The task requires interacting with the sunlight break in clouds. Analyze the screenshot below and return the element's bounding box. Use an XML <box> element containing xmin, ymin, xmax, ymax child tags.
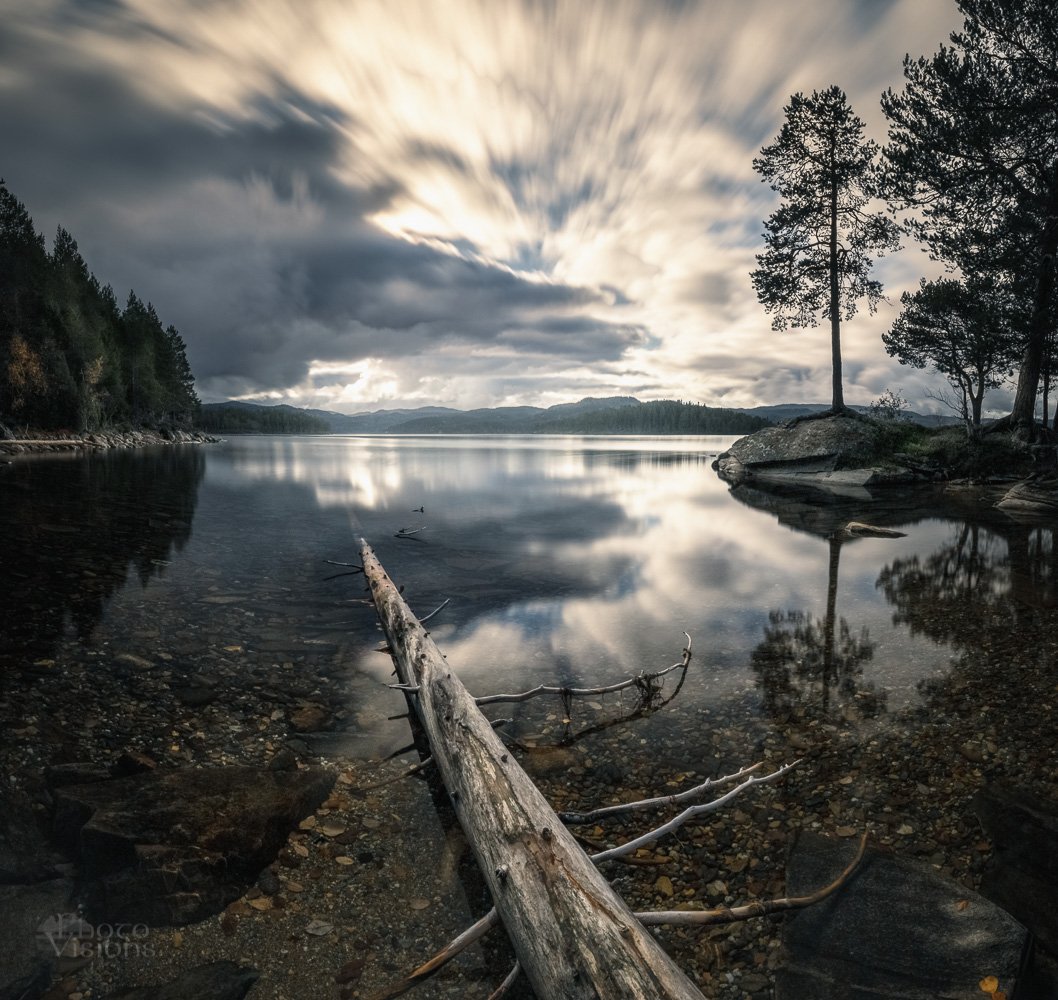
<box><xmin>0</xmin><ymin>0</ymin><xmax>962</xmax><ymax>411</ymax></box>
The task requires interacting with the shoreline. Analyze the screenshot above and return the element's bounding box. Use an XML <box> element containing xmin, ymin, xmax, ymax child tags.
<box><xmin>0</xmin><ymin>428</ymin><xmax>219</xmax><ymax>458</ymax></box>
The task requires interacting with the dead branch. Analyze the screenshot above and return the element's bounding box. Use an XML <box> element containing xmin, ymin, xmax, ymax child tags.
<box><xmin>635</xmin><ymin>832</ymin><xmax>868</xmax><ymax>926</ymax></box>
<box><xmin>352</xmin><ymin>756</ymin><xmax>435</xmax><ymax>794</ymax></box>
<box><xmin>361</xmin><ymin>540</ymin><xmax>703</xmax><ymax>999</ymax></box>
<box><xmin>473</xmin><ymin>632</ymin><xmax>691</xmax><ymax>706</ymax></box>
<box><xmin>417</xmin><ymin>598</ymin><xmax>450</xmax><ymax>623</ymax></box>
<box><xmin>324</xmin><ymin>559</ymin><xmax>364</xmax><ymax>571</ymax></box>
<box><xmin>486</xmin><ymin>962</ymin><xmax>522</xmax><ymax>1000</ymax></box>
<box><xmin>559</xmin><ymin>762</ymin><xmax>763</xmax><ymax>825</ymax></box>
<box><xmin>364</xmin><ymin>908</ymin><xmax>501</xmax><ymax>1000</ymax></box>
<box><xmin>590</xmin><ymin>761</ymin><xmax>800</xmax><ymax>864</ymax></box>
<box><xmin>395</xmin><ymin>525</ymin><xmax>427</xmax><ymax>538</ymax></box>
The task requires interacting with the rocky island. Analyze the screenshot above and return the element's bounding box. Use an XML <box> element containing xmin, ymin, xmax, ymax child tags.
<box><xmin>712</xmin><ymin>412</ymin><xmax>1058</xmax><ymax>516</ymax></box>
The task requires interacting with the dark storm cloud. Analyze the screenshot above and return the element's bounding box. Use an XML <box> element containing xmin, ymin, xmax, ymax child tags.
<box><xmin>0</xmin><ymin>6</ymin><xmax>641</xmax><ymax>400</ymax></box>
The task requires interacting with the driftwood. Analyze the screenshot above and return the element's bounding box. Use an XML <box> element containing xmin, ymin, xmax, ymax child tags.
<box><xmin>360</xmin><ymin>539</ymin><xmax>707</xmax><ymax>999</ymax></box>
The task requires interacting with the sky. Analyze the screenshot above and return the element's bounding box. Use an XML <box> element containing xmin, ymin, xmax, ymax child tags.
<box><xmin>0</xmin><ymin>0</ymin><xmax>970</xmax><ymax>414</ymax></box>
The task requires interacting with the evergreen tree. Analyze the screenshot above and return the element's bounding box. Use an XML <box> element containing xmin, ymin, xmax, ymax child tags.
<box><xmin>0</xmin><ymin>180</ymin><xmax>200</xmax><ymax>431</ymax></box>
<box><xmin>883</xmin><ymin>277</ymin><xmax>1021</xmax><ymax>434</ymax></box>
<box><xmin>882</xmin><ymin>0</ymin><xmax>1058</xmax><ymax>436</ymax></box>
<box><xmin>751</xmin><ymin>87</ymin><xmax>900</xmax><ymax>412</ymax></box>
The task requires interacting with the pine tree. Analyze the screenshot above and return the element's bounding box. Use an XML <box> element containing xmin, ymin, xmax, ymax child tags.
<box><xmin>882</xmin><ymin>0</ymin><xmax>1058</xmax><ymax>436</ymax></box>
<box><xmin>751</xmin><ymin>87</ymin><xmax>900</xmax><ymax>412</ymax></box>
<box><xmin>883</xmin><ymin>277</ymin><xmax>1021</xmax><ymax>434</ymax></box>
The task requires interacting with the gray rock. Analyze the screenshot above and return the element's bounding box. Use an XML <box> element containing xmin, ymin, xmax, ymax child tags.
<box><xmin>53</xmin><ymin>765</ymin><xmax>334</xmax><ymax>926</ymax></box>
<box><xmin>996</xmin><ymin>478</ymin><xmax>1058</xmax><ymax>515</ymax></box>
<box><xmin>714</xmin><ymin>415</ymin><xmax>886</xmax><ymax>486</ymax></box>
<box><xmin>0</xmin><ymin>878</ymin><xmax>74</xmax><ymax>1000</ymax></box>
<box><xmin>99</xmin><ymin>960</ymin><xmax>259</xmax><ymax>1000</ymax></box>
<box><xmin>973</xmin><ymin>784</ymin><xmax>1058</xmax><ymax>954</ymax></box>
<box><xmin>777</xmin><ymin>832</ymin><xmax>1030</xmax><ymax>999</ymax></box>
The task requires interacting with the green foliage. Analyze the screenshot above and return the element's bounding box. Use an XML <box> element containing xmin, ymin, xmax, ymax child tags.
<box><xmin>867</xmin><ymin>389</ymin><xmax>910</xmax><ymax>423</ymax></box>
<box><xmin>197</xmin><ymin>403</ymin><xmax>330</xmax><ymax>434</ymax></box>
<box><xmin>0</xmin><ymin>180</ymin><xmax>199</xmax><ymax>430</ymax></box>
<box><xmin>534</xmin><ymin>400</ymin><xmax>772</xmax><ymax>435</ymax></box>
<box><xmin>881</xmin><ymin>0</ymin><xmax>1058</xmax><ymax>429</ymax></box>
<box><xmin>883</xmin><ymin>277</ymin><xmax>1020</xmax><ymax>431</ymax></box>
<box><xmin>751</xmin><ymin>86</ymin><xmax>900</xmax><ymax>410</ymax></box>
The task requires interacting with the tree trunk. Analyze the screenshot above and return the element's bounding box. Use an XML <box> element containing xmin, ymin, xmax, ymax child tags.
<box><xmin>971</xmin><ymin>387</ymin><xmax>983</xmax><ymax>434</ymax></box>
<box><xmin>829</xmin><ymin>144</ymin><xmax>844</xmax><ymax>412</ymax></box>
<box><xmin>1009</xmin><ymin>166</ymin><xmax>1058</xmax><ymax>433</ymax></box>
<box><xmin>360</xmin><ymin>540</ymin><xmax>706</xmax><ymax>1000</ymax></box>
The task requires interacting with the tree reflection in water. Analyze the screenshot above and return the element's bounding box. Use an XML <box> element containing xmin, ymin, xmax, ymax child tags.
<box><xmin>1</xmin><ymin>447</ymin><xmax>204</xmax><ymax>672</ymax></box>
<box><xmin>877</xmin><ymin>519</ymin><xmax>1058</xmax><ymax>708</ymax></box>
<box><xmin>752</xmin><ymin>537</ymin><xmax>885</xmax><ymax>723</ymax></box>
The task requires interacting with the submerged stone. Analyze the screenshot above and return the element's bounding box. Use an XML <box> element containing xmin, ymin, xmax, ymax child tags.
<box><xmin>973</xmin><ymin>784</ymin><xmax>1058</xmax><ymax>954</ymax></box>
<box><xmin>776</xmin><ymin>831</ymin><xmax>1030</xmax><ymax>999</ymax></box>
<box><xmin>53</xmin><ymin>765</ymin><xmax>334</xmax><ymax>926</ymax></box>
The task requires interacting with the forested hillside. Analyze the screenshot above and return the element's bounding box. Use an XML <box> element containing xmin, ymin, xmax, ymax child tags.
<box><xmin>536</xmin><ymin>400</ymin><xmax>772</xmax><ymax>434</ymax></box>
<box><xmin>0</xmin><ymin>180</ymin><xmax>198</xmax><ymax>431</ymax></box>
<box><xmin>198</xmin><ymin>402</ymin><xmax>329</xmax><ymax>434</ymax></box>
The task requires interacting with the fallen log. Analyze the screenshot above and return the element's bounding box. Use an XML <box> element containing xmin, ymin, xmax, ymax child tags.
<box><xmin>360</xmin><ymin>539</ymin><xmax>706</xmax><ymax>1000</ymax></box>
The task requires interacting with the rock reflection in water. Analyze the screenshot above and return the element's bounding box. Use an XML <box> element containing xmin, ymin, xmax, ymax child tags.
<box><xmin>0</xmin><ymin>447</ymin><xmax>204</xmax><ymax>670</ymax></box>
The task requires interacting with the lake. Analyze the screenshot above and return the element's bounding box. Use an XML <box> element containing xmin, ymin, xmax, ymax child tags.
<box><xmin>3</xmin><ymin>434</ymin><xmax>1055</xmax><ymax>998</ymax></box>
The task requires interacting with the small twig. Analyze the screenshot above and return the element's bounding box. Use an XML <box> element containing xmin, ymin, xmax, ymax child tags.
<box><xmin>353</xmin><ymin>756</ymin><xmax>435</xmax><ymax>793</ymax></box>
<box><xmin>417</xmin><ymin>598</ymin><xmax>450</xmax><ymax>624</ymax></box>
<box><xmin>635</xmin><ymin>832</ymin><xmax>868</xmax><ymax>926</ymax></box>
<box><xmin>322</xmin><ymin>570</ymin><xmax>368</xmax><ymax>582</ymax></box>
<box><xmin>324</xmin><ymin>560</ymin><xmax>365</xmax><ymax>571</ymax></box>
<box><xmin>475</xmin><ymin>634</ymin><xmax>692</xmax><ymax>707</ymax></box>
<box><xmin>590</xmin><ymin>761</ymin><xmax>800</xmax><ymax>864</ymax></box>
<box><xmin>559</xmin><ymin>762</ymin><xmax>763</xmax><ymax>825</ymax></box>
<box><xmin>364</xmin><ymin>908</ymin><xmax>501</xmax><ymax>1000</ymax></box>
<box><xmin>486</xmin><ymin>962</ymin><xmax>522</xmax><ymax>1000</ymax></box>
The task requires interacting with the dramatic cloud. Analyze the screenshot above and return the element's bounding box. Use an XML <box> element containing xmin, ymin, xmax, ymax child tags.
<box><xmin>0</xmin><ymin>0</ymin><xmax>964</xmax><ymax>411</ymax></box>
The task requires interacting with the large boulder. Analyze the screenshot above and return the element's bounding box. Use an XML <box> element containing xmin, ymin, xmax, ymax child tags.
<box><xmin>776</xmin><ymin>832</ymin><xmax>1031</xmax><ymax>999</ymax></box>
<box><xmin>996</xmin><ymin>478</ymin><xmax>1058</xmax><ymax>516</ymax></box>
<box><xmin>973</xmin><ymin>784</ymin><xmax>1058</xmax><ymax>954</ymax></box>
<box><xmin>714</xmin><ymin>415</ymin><xmax>887</xmax><ymax>486</ymax></box>
<box><xmin>53</xmin><ymin>765</ymin><xmax>334</xmax><ymax>926</ymax></box>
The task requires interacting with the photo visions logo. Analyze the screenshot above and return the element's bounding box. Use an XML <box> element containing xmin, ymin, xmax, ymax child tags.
<box><xmin>36</xmin><ymin>912</ymin><xmax>153</xmax><ymax>962</ymax></box>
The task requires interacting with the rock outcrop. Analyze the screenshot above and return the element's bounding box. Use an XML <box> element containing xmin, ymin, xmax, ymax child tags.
<box><xmin>0</xmin><ymin>428</ymin><xmax>218</xmax><ymax>458</ymax></box>
<box><xmin>52</xmin><ymin>765</ymin><xmax>334</xmax><ymax>926</ymax></box>
<box><xmin>713</xmin><ymin>415</ymin><xmax>906</xmax><ymax>489</ymax></box>
<box><xmin>996</xmin><ymin>477</ymin><xmax>1058</xmax><ymax>516</ymax></box>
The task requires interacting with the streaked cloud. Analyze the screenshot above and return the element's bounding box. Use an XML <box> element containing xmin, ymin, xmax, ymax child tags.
<box><xmin>0</xmin><ymin>0</ymin><xmax>964</xmax><ymax>411</ymax></box>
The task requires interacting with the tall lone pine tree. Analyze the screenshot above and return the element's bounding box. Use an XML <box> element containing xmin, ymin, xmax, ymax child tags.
<box><xmin>882</xmin><ymin>0</ymin><xmax>1058</xmax><ymax>436</ymax></box>
<box><xmin>751</xmin><ymin>86</ymin><xmax>900</xmax><ymax>412</ymax></box>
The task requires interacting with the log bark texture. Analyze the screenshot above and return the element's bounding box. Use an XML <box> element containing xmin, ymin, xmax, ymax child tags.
<box><xmin>360</xmin><ymin>540</ymin><xmax>705</xmax><ymax>1000</ymax></box>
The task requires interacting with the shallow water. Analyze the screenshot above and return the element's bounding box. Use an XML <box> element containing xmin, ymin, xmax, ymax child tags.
<box><xmin>0</xmin><ymin>434</ymin><xmax>1025</xmax><ymax>745</ymax></box>
<box><xmin>3</xmin><ymin>434</ymin><xmax>1056</xmax><ymax>997</ymax></box>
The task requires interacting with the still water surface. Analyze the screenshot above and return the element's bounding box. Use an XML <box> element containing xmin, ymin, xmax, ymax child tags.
<box><xmin>4</xmin><ymin>434</ymin><xmax>1056</xmax><ymax>996</ymax></box>
<box><xmin>4</xmin><ymin>434</ymin><xmax>1018</xmax><ymax>741</ymax></box>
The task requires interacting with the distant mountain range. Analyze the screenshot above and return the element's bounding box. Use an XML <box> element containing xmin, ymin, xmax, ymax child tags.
<box><xmin>198</xmin><ymin>396</ymin><xmax>960</xmax><ymax>435</ymax></box>
<box><xmin>199</xmin><ymin>396</ymin><xmax>770</xmax><ymax>435</ymax></box>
